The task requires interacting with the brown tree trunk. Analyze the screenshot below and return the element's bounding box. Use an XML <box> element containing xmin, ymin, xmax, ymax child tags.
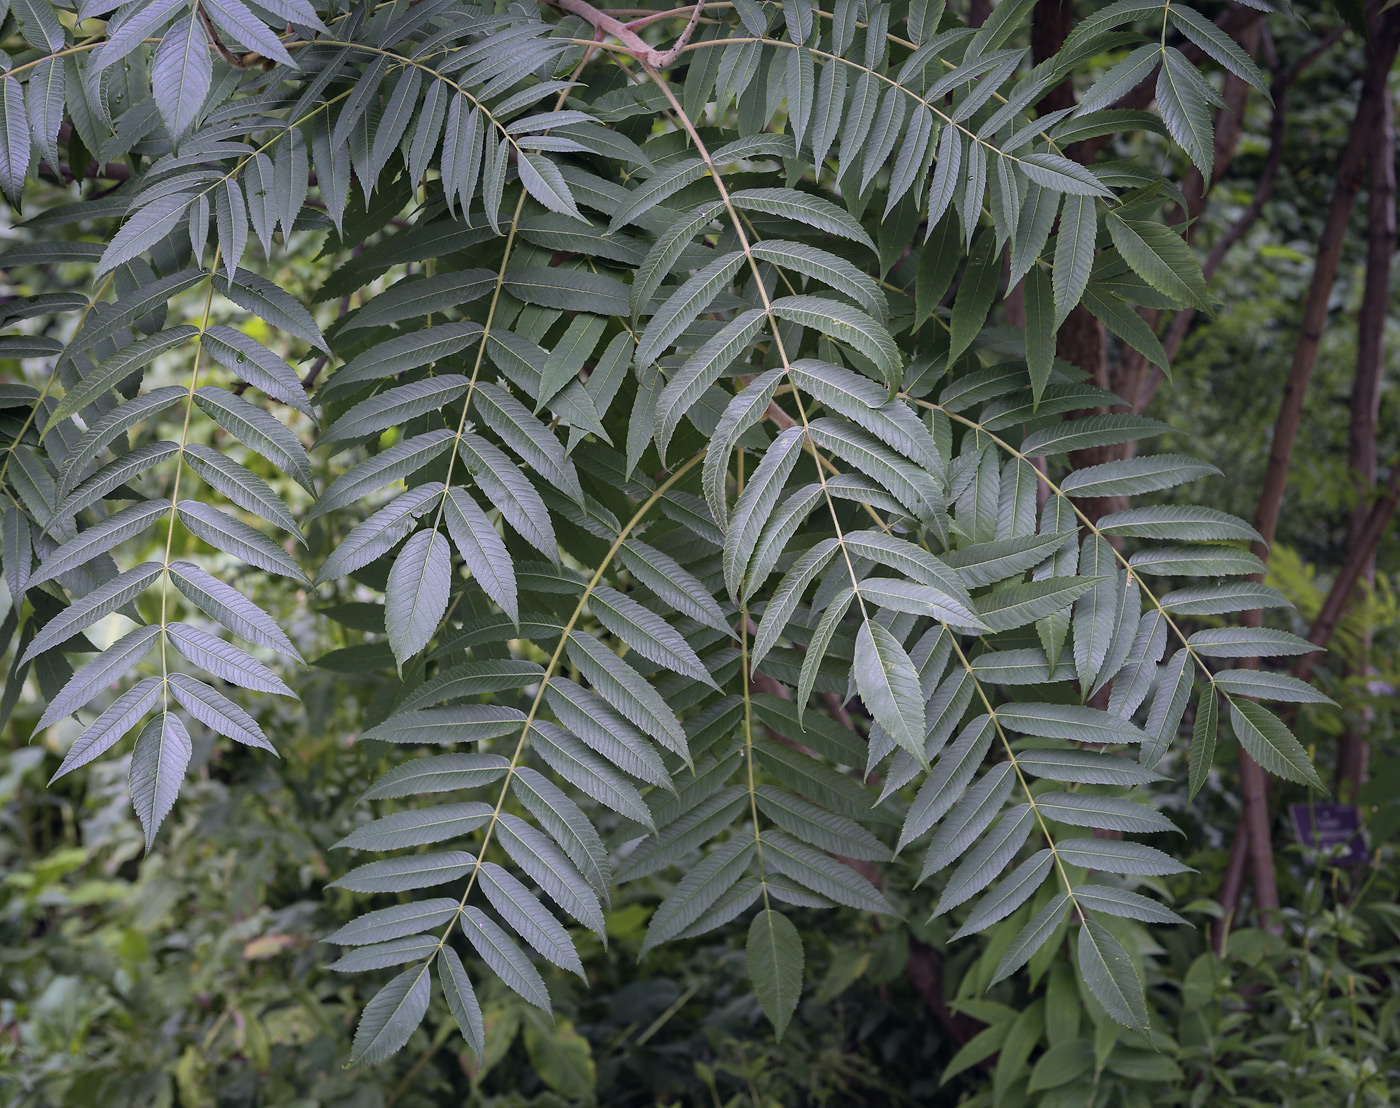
<box><xmin>1335</xmin><ymin>72</ymin><xmax>1394</xmax><ymax>801</ymax></box>
<box><xmin>1246</xmin><ymin>11</ymin><xmax>1400</xmax><ymax>561</ymax></box>
<box><xmin>1220</xmin><ymin>2</ymin><xmax>1400</xmax><ymax>937</ymax></box>
<box><xmin>1212</xmin><ymin>467</ymin><xmax>1398</xmax><ymax>951</ymax></box>
<box><xmin>1032</xmin><ymin>0</ymin><xmax>1076</xmax><ymax>111</ymax></box>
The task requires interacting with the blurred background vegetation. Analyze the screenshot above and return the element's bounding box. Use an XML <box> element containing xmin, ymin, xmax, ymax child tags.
<box><xmin>3</xmin><ymin>0</ymin><xmax>1399</xmax><ymax>1104</ymax></box>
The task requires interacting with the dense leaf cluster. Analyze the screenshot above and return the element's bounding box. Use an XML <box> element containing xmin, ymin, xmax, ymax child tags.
<box><xmin>0</xmin><ymin>0</ymin><xmax>1324</xmax><ymax>1063</ymax></box>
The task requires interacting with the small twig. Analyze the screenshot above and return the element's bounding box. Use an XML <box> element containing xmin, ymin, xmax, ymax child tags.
<box><xmin>544</xmin><ymin>0</ymin><xmax>702</xmax><ymax>67</ymax></box>
<box><xmin>651</xmin><ymin>0</ymin><xmax>706</xmax><ymax>67</ymax></box>
<box><xmin>198</xmin><ymin>3</ymin><xmax>250</xmax><ymax>68</ymax></box>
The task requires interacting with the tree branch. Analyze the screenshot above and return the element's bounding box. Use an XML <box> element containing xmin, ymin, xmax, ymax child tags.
<box><xmin>543</xmin><ymin>0</ymin><xmax>700</xmax><ymax>66</ymax></box>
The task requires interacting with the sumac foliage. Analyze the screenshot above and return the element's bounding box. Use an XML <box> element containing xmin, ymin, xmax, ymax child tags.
<box><xmin>0</xmin><ymin>0</ymin><xmax>1326</xmax><ymax>1064</ymax></box>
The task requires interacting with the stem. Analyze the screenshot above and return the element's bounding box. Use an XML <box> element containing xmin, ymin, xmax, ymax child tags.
<box><xmin>433</xmin><ymin>451</ymin><xmax>707</xmax><ymax>950</ymax></box>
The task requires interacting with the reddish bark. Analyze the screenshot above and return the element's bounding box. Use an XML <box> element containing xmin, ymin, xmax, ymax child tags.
<box><xmin>1335</xmin><ymin>66</ymin><xmax>1395</xmax><ymax>800</ymax></box>
<box><xmin>1216</xmin><ymin>3</ymin><xmax>1400</xmax><ymax>936</ymax></box>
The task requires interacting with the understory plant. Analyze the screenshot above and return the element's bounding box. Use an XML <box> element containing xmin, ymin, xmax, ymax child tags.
<box><xmin>0</xmin><ymin>0</ymin><xmax>1335</xmax><ymax>1070</ymax></box>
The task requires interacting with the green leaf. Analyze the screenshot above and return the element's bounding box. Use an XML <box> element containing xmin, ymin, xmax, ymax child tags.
<box><xmin>497</xmin><ymin>814</ymin><xmax>606</xmax><ymax>935</ymax></box>
<box><xmin>619</xmin><ymin>540</ymin><xmax>730</xmax><ymax>635</ymax></box>
<box><xmin>167</xmin><ymin>673</ymin><xmax>276</xmax><ymax>753</ymax></box>
<box><xmin>750</xmin><ymin>540</ymin><xmax>835</xmax><ymax>667</ymax></box>
<box><xmin>460</xmin><ymin>906</ymin><xmax>552</xmax><ymax>1013</ymax></box>
<box><xmin>1060</xmin><ymin>455</ymin><xmax>1220</xmax><ymax>498</ymax></box>
<box><xmin>934</xmin><ymin>804</ymin><xmax>1036</xmax><ymax>914</ymax></box>
<box><xmin>770</xmin><ymin>295</ymin><xmax>902</xmax><ymax>388</ymax></box>
<box><xmin>631</xmin><ymin>202</ymin><xmax>724</xmax><ymax>320</ymax></box>
<box><xmin>1187</xmin><ymin>627</ymin><xmax>1319</xmax><ymax>658</ymax></box>
<box><xmin>761</xmin><ymin>830</ymin><xmax>893</xmax><ymax>913</ymax></box>
<box><xmin>546</xmin><ymin>679</ymin><xmax>669</xmax><ymax>788</ymax></box>
<box><xmin>503</xmin><ymin>267</ymin><xmax>629</xmax><ymax>316</ymax></box>
<box><xmin>1053</xmin><ymin>193</ymin><xmax>1096</xmax><ymax>326</ymax></box>
<box><xmin>899</xmin><ymin>714</ymin><xmax>996</xmax><ymax>848</ymax></box>
<box><xmin>537</xmin><ymin>315</ymin><xmax>607</xmax><ymax>412</ymax></box>
<box><xmin>952</xmin><ymin>850</ymin><xmax>1055</xmax><ymax>939</ymax></box>
<box><xmin>1022</xmin><ymin>414</ymin><xmax>1171</xmax><ymax>458</ymax></box>
<box><xmin>1083</xmin><ymin>287</ymin><xmax>1172</xmax><ymax>372</ymax></box>
<box><xmin>166</xmin><ymin>622</ymin><xmax>295</xmax><ymax>698</ymax></box>
<box><xmin>129</xmin><ymin>712</ymin><xmax>193</xmax><ymax>852</ymax></box>
<box><xmin>383</xmin><ymin>531</ymin><xmax>451</xmax><ymax>671</ymax></box>
<box><xmin>152</xmin><ymin>14</ymin><xmax>211</xmax><ymax>138</ymax></box>
<box><xmin>992</xmin><ymin>893</ymin><xmax>1071</xmax><ymax>983</ymax></box>
<box><xmin>49</xmin><ymin>678</ymin><xmax>163</xmax><ymax>783</ymax></box>
<box><xmin>22</xmin><ymin>562</ymin><xmax>163</xmax><ymax>662</ymax></box>
<box><xmin>329</xmin><ymin>900</ymin><xmax>462</xmax><ymax>946</ymax></box>
<box><xmin>35</xmin><ymin>627</ymin><xmax>160</xmax><ymax>731</ymax></box>
<box><xmin>638</xmin><ymin>251</ymin><xmax>746</xmax><ymax>368</ymax></box>
<box><xmin>997</xmin><ymin>703</ymin><xmax>1146</xmax><ymax>746</ymax></box>
<box><xmin>320</xmin><ymin>378</ymin><xmax>471</xmax><ymax>450</ymax></box>
<box><xmin>566</xmin><ymin>631</ymin><xmax>687</xmax><ymax>758</ymax></box>
<box><xmin>178</xmin><ymin>500</ymin><xmax>308</xmax><ymax>582</ymax></box>
<box><xmin>319</xmin><ymin>323</ymin><xmax>482</xmax><ymax>403</ymax></box>
<box><xmin>532</xmin><ymin>721</ymin><xmax>655</xmax><ymax>826</ymax></box>
<box><xmin>29</xmin><ymin>501</ymin><xmax>171</xmax><ymax>588</ymax></box>
<box><xmin>949</xmin><ymin>232</ymin><xmax>1001</xmax><ymax>363</ymax></box>
<box><xmin>1073</xmin><ymin>885</ymin><xmax>1186</xmax><ymax>926</ymax></box>
<box><xmin>362</xmin><ymin>705</ymin><xmax>526</xmax><ymax>746</ymax></box>
<box><xmin>331</xmin><ymin>852</ymin><xmax>477</xmax><ymax>894</ymax></box>
<box><xmin>443</xmin><ymin>488</ymin><xmax>518</xmax><ymax>624</ymax></box>
<box><xmin>755</xmin><ymin>785</ymin><xmax>888</xmax><ymax>861</ymax></box>
<box><xmin>363</xmin><ymin>753</ymin><xmax>510</xmax><ymax>800</ymax></box>
<box><xmin>1036</xmin><ymin>793</ymin><xmax>1178</xmax><ymax>834</ymax></box>
<box><xmin>642</xmin><ymin>839</ymin><xmax>756</xmax><ymax>952</ymax></box>
<box><xmin>98</xmin><ymin>194</ymin><xmax>196</xmax><ymax>277</ymax></box>
<box><xmin>590</xmin><ymin>585</ymin><xmax>715</xmax><ymax>686</ymax></box>
<box><xmin>518</xmin><ymin>150</ymin><xmax>586</xmax><ymax>220</ymax></box>
<box><xmin>854</xmin><ymin>620</ymin><xmax>927</xmax><ymax>765</ymax></box>
<box><xmin>513</xmin><ymin>768</ymin><xmax>612</xmax><ymax>898</ymax></box>
<box><xmin>1024</xmin><ymin>266</ymin><xmax>1055</xmax><ymax>404</ymax></box>
<box><xmin>184</xmin><ymin>445</ymin><xmax>301</xmax><ymax>539</ymax></box>
<box><xmin>350</xmin><ymin>962</ymin><xmax>433</xmax><ymax>1067</ymax></box>
<box><xmin>974</xmin><ymin>577</ymin><xmax>1099</xmax><ymax>632</ymax></box>
<box><xmin>456</xmin><ymin>432</ymin><xmax>557</xmax><ymax>561</ymax></box>
<box><xmin>478</xmin><ymin>863</ymin><xmax>584</xmax><ymax>976</ymax></box>
<box><xmin>921</xmin><ymin>765</ymin><xmax>1016</xmax><ymax>879</ymax></box>
<box><xmin>47</xmin><ymin>328</ymin><xmax>198</xmax><ymax>430</ymax></box>
<box><xmin>1226</xmin><ymin>698</ymin><xmax>1325</xmax><ymax>790</ymax></box>
<box><xmin>1105</xmin><ymin>213</ymin><xmax>1210</xmax><ymax>311</ymax></box>
<box><xmin>1157</xmin><ymin>47</ymin><xmax>1216</xmax><ymax>181</ymax></box>
<box><xmin>329</xmin><ymin>936</ymin><xmax>441</xmax><ymax>974</ymax></box>
<box><xmin>747</xmin><ymin>909</ymin><xmax>804</xmax><ymax>1040</ymax></box>
<box><xmin>1099</xmin><ymin>505</ymin><xmax>1259</xmax><ymax>543</ymax></box>
<box><xmin>1055</xmin><ymin>838</ymin><xmax>1190</xmax><ymax>876</ymax></box>
<box><xmin>751</xmin><ymin>241</ymin><xmax>886</xmax><ymax>320</ymax></box>
<box><xmin>1213</xmin><ymin>669</ymin><xmax>1334</xmax><ymax>705</ymax></box>
<box><xmin>439</xmin><ymin>946</ymin><xmax>487</xmax><ymax>1057</ymax></box>
<box><xmin>193</xmin><ymin>387</ymin><xmax>315</xmax><ymax>492</ymax></box>
<box><xmin>1077</xmin><ymin>919</ymin><xmax>1149</xmax><ymax>1030</ymax></box>
<box><xmin>723</xmin><ymin>425</ymin><xmax>806</xmax><ymax>600</ymax></box>
<box><xmin>1161</xmin><ymin>582</ymin><xmax>1292</xmax><ymax>615</ymax></box>
<box><xmin>338</xmin><ymin>802</ymin><xmax>491</xmax><ymax>854</ymax></box>
<box><xmin>1017</xmin><ymin>749</ymin><xmax>1164</xmax><ymax>786</ymax></box>
<box><xmin>729</xmin><ymin>188</ymin><xmax>877</xmax><ymax>252</ymax></box>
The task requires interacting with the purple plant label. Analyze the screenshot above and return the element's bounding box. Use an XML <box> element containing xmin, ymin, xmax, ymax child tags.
<box><xmin>1288</xmin><ymin>803</ymin><xmax>1368</xmax><ymax>866</ymax></box>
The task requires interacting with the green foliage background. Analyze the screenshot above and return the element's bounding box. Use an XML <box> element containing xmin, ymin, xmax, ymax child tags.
<box><xmin>2</xmin><ymin>0</ymin><xmax>1398</xmax><ymax>1103</ymax></box>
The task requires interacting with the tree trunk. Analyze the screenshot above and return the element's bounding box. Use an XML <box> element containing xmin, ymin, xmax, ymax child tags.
<box><xmin>1222</xmin><ymin>2</ymin><xmax>1400</xmax><ymax>934</ymax></box>
<box><xmin>1213</xmin><ymin>467</ymin><xmax>1398</xmax><ymax>951</ymax></box>
<box><xmin>1335</xmin><ymin>70</ymin><xmax>1394</xmax><ymax>801</ymax></box>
